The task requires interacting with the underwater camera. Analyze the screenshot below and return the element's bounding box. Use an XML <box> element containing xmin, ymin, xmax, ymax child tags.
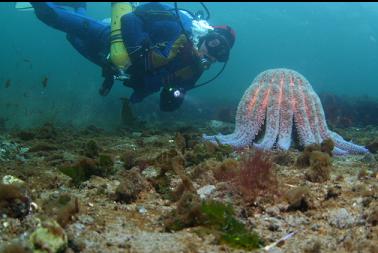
<box><xmin>160</xmin><ymin>85</ymin><xmax>185</xmax><ymax>112</ymax></box>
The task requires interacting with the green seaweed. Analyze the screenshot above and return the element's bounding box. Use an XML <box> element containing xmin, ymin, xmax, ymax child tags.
<box><xmin>59</xmin><ymin>155</ymin><xmax>114</xmax><ymax>186</ymax></box>
<box><xmin>152</xmin><ymin>175</ymin><xmax>172</xmax><ymax>200</ymax></box>
<box><xmin>98</xmin><ymin>154</ymin><xmax>113</xmax><ymax>167</ymax></box>
<box><xmin>201</xmin><ymin>200</ymin><xmax>262</xmax><ymax>250</ymax></box>
<box><xmin>165</xmin><ymin>198</ymin><xmax>262</xmax><ymax>250</ymax></box>
<box><xmin>59</xmin><ymin>165</ymin><xmax>88</xmax><ymax>186</ymax></box>
<box><xmin>185</xmin><ymin>142</ymin><xmax>234</xmax><ymax>165</ymax></box>
<box><xmin>84</xmin><ymin>140</ymin><xmax>99</xmax><ymax>158</ymax></box>
<box><xmin>98</xmin><ymin>154</ymin><xmax>114</xmax><ymax>175</ymax></box>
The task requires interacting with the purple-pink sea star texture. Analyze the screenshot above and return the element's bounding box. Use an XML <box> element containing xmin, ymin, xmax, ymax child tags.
<box><xmin>203</xmin><ymin>68</ymin><xmax>368</xmax><ymax>155</ymax></box>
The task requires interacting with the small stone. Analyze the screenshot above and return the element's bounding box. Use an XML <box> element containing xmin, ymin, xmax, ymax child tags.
<box><xmin>264</xmin><ymin>217</ymin><xmax>282</xmax><ymax>231</ymax></box>
<box><xmin>132</xmin><ymin>132</ymin><xmax>142</xmax><ymax>138</ymax></box>
<box><xmin>196</xmin><ymin>185</ymin><xmax>216</xmax><ymax>199</ymax></box>
<box><xmin>138</xmin><ymin>206</ymin><xmax>147</xmax><ymax>214</ymax></box>
<box><xmin>266</xmin><ymin>247</ymin><xmax>283</xmax><ymax>253</ymax></box>
<box><xmin>286</xmin><ymin>215</ymin><xmax>309</xmax><ymax>227</ymax></box>
<box><xmin>2</xmin><ymin>175</ymin><xmax>25</xmax><ymax>186</ymax></box>
<box><xmin>328</xmin><ymin>208</ymin><xmax>355</xmax><ymax>229</ymax></box>
<box><xmin>20</xmin><ymin>147</ymin><xmax>29</xmax><ymax>154</ymax></box>
<box><xmin>78</xmin><ymin>215</ymin><xmax>95</xmax><ymax>225</ymax></box>
<box><xmin>209</xmin><ymin>120</ymin><xmax>225</xmax><ymax>129</ymax></box>
<box><xmin>266</xmin><ymin>206</ymin><xmax>280</xmax><ymax>216</ymax></box>
<box><xmin>0</xmin><ymin>183</ymin><xmax>30</xmax><ymax>218</ymax></box>
<box><xmin>141</xmin><ymin>167</ymin><xmax>160</xmax><ymax>179</ymax></box>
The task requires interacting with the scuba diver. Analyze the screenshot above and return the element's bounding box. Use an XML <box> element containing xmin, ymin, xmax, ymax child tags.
<box><xmin>28</xmin><ymin>2</ymin><xmax>236</xmax><ymax>112</ymax></box>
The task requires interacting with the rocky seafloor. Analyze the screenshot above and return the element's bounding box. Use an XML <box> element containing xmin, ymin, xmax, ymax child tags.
<box><xmin>0</xmin><ymin>121</ymin><xmax>377</xmax><ymax>253</ymax></box>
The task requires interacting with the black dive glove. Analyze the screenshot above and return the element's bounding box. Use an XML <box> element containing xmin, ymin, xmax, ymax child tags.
<box><xmin>99</xmin><ymin>66</ymin><xmax>115</xmax><ymax>96</ymax></box>
<box><xmin>99</xmin><ymin>76</ymin><xmax>114</xmax><ymax>96</ymax></box>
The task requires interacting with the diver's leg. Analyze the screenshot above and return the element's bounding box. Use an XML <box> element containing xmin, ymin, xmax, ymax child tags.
<box><xmin>55</xmin><ymin>2</ymin><xmax>87</xmax><ymax>14</ymax></box>
<box><xmin>31</xmin><ymin>2</ymin><xmax>108</xmax><ymax>42</ymax></box>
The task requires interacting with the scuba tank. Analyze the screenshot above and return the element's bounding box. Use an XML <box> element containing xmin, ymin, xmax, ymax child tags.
<box><xmin>110</xmin><ymin>2</ymin><xmax>134</xmax><ymax>80</ymax></box>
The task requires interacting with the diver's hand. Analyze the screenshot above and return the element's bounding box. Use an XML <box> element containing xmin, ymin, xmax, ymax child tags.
<box><xmin>99</xmin><ymin>76</ymin><xmax>114</xmax><ymax>96</ymax></box>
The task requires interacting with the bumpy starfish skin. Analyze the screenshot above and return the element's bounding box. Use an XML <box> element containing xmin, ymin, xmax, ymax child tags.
<box><xmin>203</xmin><ymin>68</ymin><xmax>368</xmax><ymax>155</ymax></box>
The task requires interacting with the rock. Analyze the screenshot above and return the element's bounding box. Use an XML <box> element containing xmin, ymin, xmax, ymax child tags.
<box><xmin>29</xmin><ymin>219</ymin><xmax>68</xmax><ymax>253</ymax></box>
<box><xmin>77</xmin><ymin>215</ymin><xmax>95</xmax><ymax>225</ymax></box>
<box><xmin>41</xmin><ymin>193</ymin><xmax>80</xmax><ymax>228</ymax></box>
<box><xmin>303</xmin><ymin>240</ymin><xmax>322</xmax><ymax>253</ymax></box>
<box><xmin>360</xmin><ymin>153</ymin><xmax>376</xmax><ymax>164</ymax></box>
<box><xmin>265</xmin><ymin>206</ymin><xmax>281</xmax><ymax>216</ymax></box>
<box><xmin>59</xmin><ymin>155</ymin><xmax>115</xmax><ymax>186</ymax></box>
<box><xmin>372</xmin><ymin>167</ymin><xmax>378</xmax><ymax>176</ymax></box>
<box><xmin>328</xmin><ymin>208</ymin><xmax>355</xmax><ymax>229</ymax></box>
<box><xmin>208</xmin><ymin>120</ymin><xmax>234</xmax><ymax>134</ymax></box>
<box><xmin>266</xmin><ymin>247</ymin><xmax>283</xmax><ymax>253</ymax></box>
<box><xmin>325</xmin><ymin>187</ymin><xmax>341</xmax><ymax>200</ymax></box>
<box><xmin>137</xmin><ymin>206</ymin><xmax>147</xmax><ymax>214</ymax></box>
<box><xmin>286</xmin><ymin>215</ymin><xmax>310</xmax><ymax>227</ymax></box>
<box><xmin>132</xmin><ymin>132</ymin><xmax>142</xmax><ymax>138</ymax></box>
<box><xmin>367</xmin><ymin>140</ymin><xmax>378</xmax><ymax>153</ymax></box>
<box><xmin>15</xmin><ymin>130</ymin><xmax>35</xmax><ymax>141</ymax></box>
<box><xmin>115</xmin><ymin>168</ymin><xmax>148</xmax><ymax>204</ymax></box>
<box><xmin>35</xmin><ymin>123</ymin><xmax>58</xmax><ymax>139</ymax></box>
<box><xmin>196</xmin><ymin>185</ymin><xmax>216</xmax><ymax>199</ymax></box>
<box><xmin>0</xmin><ymin>243</ymin><xmax>32</xmax><ymax>253</ymax></box>
<box><xmin>367</xmin><ymin>205</ymin><xmax>378</xmax><ymax>226</ymax></box>
<box><xmin>0</xmin><ymin>138</ymin><xmax>21</xmax><ymax>161</ymax></box>
<box><xmin>272</xmin><ymin>152</ymin><xmax>295</xmax><ymax>166</ymax></box>
<box><xmin>209</xmin><ymin>120</ymin><xmax>225</xmax><ymax>130</ymax></box>
<box><xmin>305</xmin><ymin>151</ymin><xmax>332</xmax><ymax>183</ymax></box>
<box><xmin>141</xmin><ymin>166</ymin><xmax>160</xmax><ymax>179</ymax></box>
<box><xmin>143</xmin><ymin>136</ymin><xmax>161</xmax><ymax>145</ymax></box>
<box><xmin>2</xmin><ymin>175</ymin><xmax>25</xmax><ymax>187</ymax></box>
<box><xmin>0</xmin><ymin>183</ymin><xmax>31</xmax><ymax>219</ymax></box>
<box><xmin>311</xmin><ymin>224</ymin><xmax>321</xmax><ymax>231</ymax></box>
<box><xmin>28</xmin><ymin>142</ymin><xmax>58</xmax><ymax>152</ymax></box>
<box><xmin>285</xmin><ymin>186</ymin><xmax>312</xmax><ymax>212</ymax></box>
<box><xmin>263</xmin><ymin>217</ymin><xmax>282</xmax><ymax>231</ymax></box>
<box><xmin>20</xmin><ymin>147</ymin><xmax>29</xmax><ymax>154</ymax></box>
<box><xmin>62</xmin><ymin>151</ymin><xmax>77</xmax><ymax>162</ymax></box>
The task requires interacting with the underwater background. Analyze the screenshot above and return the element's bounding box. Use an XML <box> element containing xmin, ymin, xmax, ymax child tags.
<box><xmin>1</xmin><ymin>2</ymin><xmax>378</xmax><ymax>130</ymax></box>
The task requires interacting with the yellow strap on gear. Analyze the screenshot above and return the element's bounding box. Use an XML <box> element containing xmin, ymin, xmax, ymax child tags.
<box><xmin>110</xmin><ymin>2</ymin><xmax>134</xmax><ymax>71</ymax></box>
<box><xmin>150</xmin><ymin>34</ymin><xmax>188</xmax><ymax>69</ymax></box>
